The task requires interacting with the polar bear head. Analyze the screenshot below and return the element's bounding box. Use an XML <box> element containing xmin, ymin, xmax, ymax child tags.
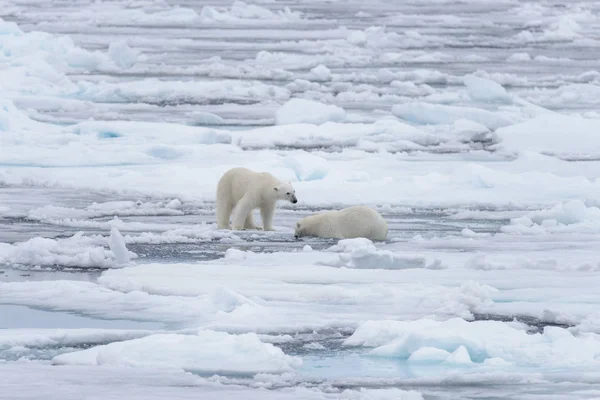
<box><xmin>273</xmin><ymin>182</ymin><xmax>297</xmax><ymax>204</ymax></box>
<box><xmin>294</xmin><ymin>217</ymin><xmax>314</xmax><ymax>238</ymax></box>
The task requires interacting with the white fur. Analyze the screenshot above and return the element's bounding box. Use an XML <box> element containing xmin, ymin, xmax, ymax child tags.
<box><xmin>295</xmin><ymin>206</ymin><xmax>388</xmax><ymax>240</ymax></box>
<box><xmin>216</xmin><ymin>167</ymin><xmax>297</xmax><ymax>231</ymax></box>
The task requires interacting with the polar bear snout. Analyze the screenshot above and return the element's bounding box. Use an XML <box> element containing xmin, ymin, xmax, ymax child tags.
<box><xmin>291</xmin><ymin>195</ymin><xmax>298</xmax><ymax>204</ymax></box>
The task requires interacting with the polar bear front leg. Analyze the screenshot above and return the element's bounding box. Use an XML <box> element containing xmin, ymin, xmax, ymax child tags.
<box><xmin>260</xmin><ymin>203</ymin><xmax>276</xmax><ymax>231</ymax></box>
<box><xmin>232</xmin><ymin>195</ymin><xmax>254</xmax><ymax>230</ymax></box>
<box><xmin>244</xmin><ymin>211</ymin><xmax>262</xmax><ymax>230</ymax></box>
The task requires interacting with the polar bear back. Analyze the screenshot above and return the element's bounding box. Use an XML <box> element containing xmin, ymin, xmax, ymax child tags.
<box><xmin>297</xmin><ymin>206</ymin><xmax>388</xmax><ymax>240</ymax></box>
<box><xmin>336</xmin><ymin>206</ymin><xmax>387</xmax><ymax>239</ymax></box>
<box><xmin>218</xmin><ymin>167</ymin><xmax>279</xmax><ymax>204</ymax></box>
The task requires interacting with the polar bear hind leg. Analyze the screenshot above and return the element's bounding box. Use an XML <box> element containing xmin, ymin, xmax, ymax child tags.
<box><xmin>244</xmin><ymin>211</ymin><xmax>261</xmax><ymax>230</ymax></box>
<box><xmin>216</xmin><ymin>199</ymin><xmax>233</xmax><ymax>230</ymax></box>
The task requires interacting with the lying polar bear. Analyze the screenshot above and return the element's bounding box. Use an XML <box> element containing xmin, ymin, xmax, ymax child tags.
<box><xmin>216</xmin><ymin>167</ymin><xmax>297</xmax><ymax>231</ymax></box>
<box><xmin>294</xmin><ymin>206</ymin><xmax>388</xmax><ymax>240</ymax></box>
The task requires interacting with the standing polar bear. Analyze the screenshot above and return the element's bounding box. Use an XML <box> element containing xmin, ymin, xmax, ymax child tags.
<box><xmin>216</xmin><ymin>167</ymin><xmax>297</xmax><ymax>231</ymax></box>
<box><xmin>294</xmin><ymin>206</ymin><xmax>387</xmax><ymax>240</ymax></box>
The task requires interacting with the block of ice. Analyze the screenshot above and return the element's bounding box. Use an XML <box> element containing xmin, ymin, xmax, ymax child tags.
<box><xmin>109</xmin><ymin>228</ymin><xmax>130</xmax><ymax>266</ymax></box>
<box><xmin>52</xmin><ymin>331</ymin><xmax>302</xmax><ymax>375</ymax></box>
<box><xmin>310</xmin><ymin>64</ymin><xmax>332</xmax><ymax>81</ymax></box>
<box><xmin>497</xmin><ymin>113</ymin><xmax>600</xmax><ymax>159</ymax></box>
<box><xmin>199</xmin><ymin>2</ymin><xmax>303</xmax><ymax>23</ymax></box>
<box><xmin>445</xmin><ymin>345</ymin><xmax>473</xmax><ymax>364</ymax></box>
<box><xmin>108</xmin><ymin>41</ymin><xmax>139</xmax><ymax>69</ymax></box>
<box><xmin>324</xmin><ymin>238</ymin><xmax>444</xmax><ymax>270</ymax></box>
<box><xmin>501</xmin><ymin>200</ymin><xmax>600</xmax><ymax>235</ymax></box>
<box><xmin>191</xmin><ymin>111</ymin><xmax>225</xmax><ymax>125</ymax></box>
<box><xmin>275</xmin><ymin>98</ymin><xmax>346</xmax><ymax>125</ymax></box>
<box><xmin>0</xmin><ymin>234</ymin><xmax>132</xmax><ymax>269</ymax></box>
<box><xmin>407</xmin><ymin>347</ymin><xmax>451</xmax><ymax>363</ymax></box>
<box><xmin>463</xmin><ymin>75</ymin><xmax>511</xmax><ymax>104</ymax></box>
<box><xmin>283</xmin><ymin>152</ymin><xmax>329</xmax><ymax>181</ymax></box>
<box><xmin>0</xmin><ymin>329</ymin><xmax>152</xmax><ymax>349</ymax></box>
<box><xmin>345</xmin><ymin>317</ymin><xmax>600</xmax><ymax>368</ymax></box>
<box><xmin>392</xmin><ymin>102</ymin><xmax>515</xmax><ymax>130</ymax></box>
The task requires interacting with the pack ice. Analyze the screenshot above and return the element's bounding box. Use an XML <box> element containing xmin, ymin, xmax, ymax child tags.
<box><xmin>3</xmin><ymin>1</ymin><xmax>600</xmax><ymax>399</ymax></box>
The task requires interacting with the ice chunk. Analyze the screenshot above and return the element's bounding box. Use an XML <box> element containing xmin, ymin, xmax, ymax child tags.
<box><xmin>445</xmin><ymin>345</ymin><xmax>473</xmax><ymax>364</ymax></box>
<box><xmin>0</xmin><ymin>20</ymin><xmax>23</xmax><ymax>35</ymax></box>
<box><xmin>0</xmin><ymin>100</ymin><xmax>58</xmax><ymax>134</ymax></box>
<box><xmin>497</xmin><ymin>112</ymin><xmax>600</xmax><ymax>159</ymax></box>
<box><xmin>283</xmin><ymin>152</ymin><xmax>329</xmax><ymax>181</ymax></box>
<box><xmin>392</xmin><ymin>102</ymin><xmax>515</xmax><ymax>130</ymax></box>
<box><xmin>65</xmin><ymin>46</ymin><xmax>107</xmax><ymax>70</ymax></box>
<box><xmin>461</xmin><ymin>228</ymin><xmax>491</xmax><ymax>238</ymax></box>
<box><xmin>125</xmin><ymin>224</ymin><xmax>238</xmax><ymax>245</ymax></box>
<box><xmin>501</xmin><ymin>200</ymin><xmax>600</xmax><ymax>235</ymax></box>
<box><xmin>208</xmin><ymin>287</ymin><xmax>258</xmax><ymax>313</ymax></box>
<box><xmin>346</xmin><ymin>26</ymin><xmax>427</xmax><ymax>49</ymax></box>
<box><xmin>407</xmin><ymin>347</ymin><xmax>451</xmax><ymax>363</ymax></box>
<box><xmin>0</xmin><ymin>329</ymin><xmax>152</xmax><ymax>348</ymax></box>
<box><xmin>0</xmin><ymin>234</ymin><xmax>131</xmax><ymax>269</ymax></box>
<box><xmin>527</xmin><ymin>200</ymin><xmax>600</xmax><ymax>225</ymax></box>
<box><xmin>450</xmin><ymin>119</ymin><xmax>495</xmax><ymax>143</ymax></box>
<box><xmin>515</xmin><ymin>15</ymin><xmax>583</xmax><ymax>43</ymax></box>
<box><xmin>109</xmin><ymin>228</ymin><xmax>130</xmax><ymax>266</ymax></box>
<box><xmin>345</xmin><ymin>317</ymin><xmax>600</xmax><ymax>368</ymax></box>
<box><xmin>199</xmin><ymin>2</ymin><xmax>302</xmax><ymax>23</ymax></box>
<box><xmin>224</xmin><ymin>248</ymin><xmax>249</xmax><ymax>261</ymax></box>
<box><xmin>275</xmin><ymin>98</ymin><xmax>346</xmax><ymax>125</ymax></box>
<box><xmin>463</xmin><ymin>75</ymin><xmax>511</xmax><ymax>104</ymax></box>
<box><xmin>310</xmin><ymin>64</ymin><xmax>332</xmax><ymax>81</ymax></box>
<box><xmin>347</xmin><ymin>30</ymin><xmax>367</xmax><ymax>45</ymax></box>
<box><xmin>52</xmin><ymin>331</ymin><xmax>302</xmax><ymax>375</ymax></box>
<box><xmin>108</xmin><ymin>40</ymin><xmax>139</xmax><ymax>69</ymax></box>
<box><xmin>191</xmin><ymin>111</ymin><xmax>225</xmax><ymax>125</ymax></box>
<box><xmin>74</xmin><ymin>79</ymin><xmax>289</xmax><ymax>108</ymax></box>
<box><xmin>333</xmin><ymin>250</ymin><xmax>430</xmax><ymax>270</ymax></box>
<box><xmin>234</xmin><ymin>118</ymin><xmax>436</xmax><ymax>152</ymax></box>
<box><xmin>327</xmin><ymin>238</ymin><xmax>376</xmax><ymax>253</ymax></box>
<box><xmin>257</xmin><ymin>334</ymin><xmax>294</xmax><ymax>344</ymax></box>
<box><xmin>29</xmin><ymin>201</ymin><xmax>185</xmax><ymax>221</ymax></box>
<box><xmin>483</xmin><ymin>357</ymin><xmax>512</xmax><ymax>367</ymax></box>
<box><xmin>324</xmin><ymin>238</ymin><xmax>444</xmax><ymax>270</ymax></box>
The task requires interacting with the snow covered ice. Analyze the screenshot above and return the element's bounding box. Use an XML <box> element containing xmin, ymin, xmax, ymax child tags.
<box><xmin>3</xmin><ymin>0</ymin><xmax>600</xmax><ymax>399</ymax></box>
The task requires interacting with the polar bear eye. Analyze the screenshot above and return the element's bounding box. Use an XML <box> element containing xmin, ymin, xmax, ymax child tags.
<box><xmin>286</xmin><ymin>192</ymin><xmax>290</xmax><ymax>195</ymax></box>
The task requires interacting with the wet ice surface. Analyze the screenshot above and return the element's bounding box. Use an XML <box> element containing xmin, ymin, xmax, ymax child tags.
<box><xmin>3</xmin><ymin>0</ymin><xmax>600</xmax><ymax>398</ymax></box>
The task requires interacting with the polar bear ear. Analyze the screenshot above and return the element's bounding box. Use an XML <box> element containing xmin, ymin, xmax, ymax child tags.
<box><xmin>296</xmin><ymin>222</ymin><xmax>301</xmax><ymax>228</ymax></box>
